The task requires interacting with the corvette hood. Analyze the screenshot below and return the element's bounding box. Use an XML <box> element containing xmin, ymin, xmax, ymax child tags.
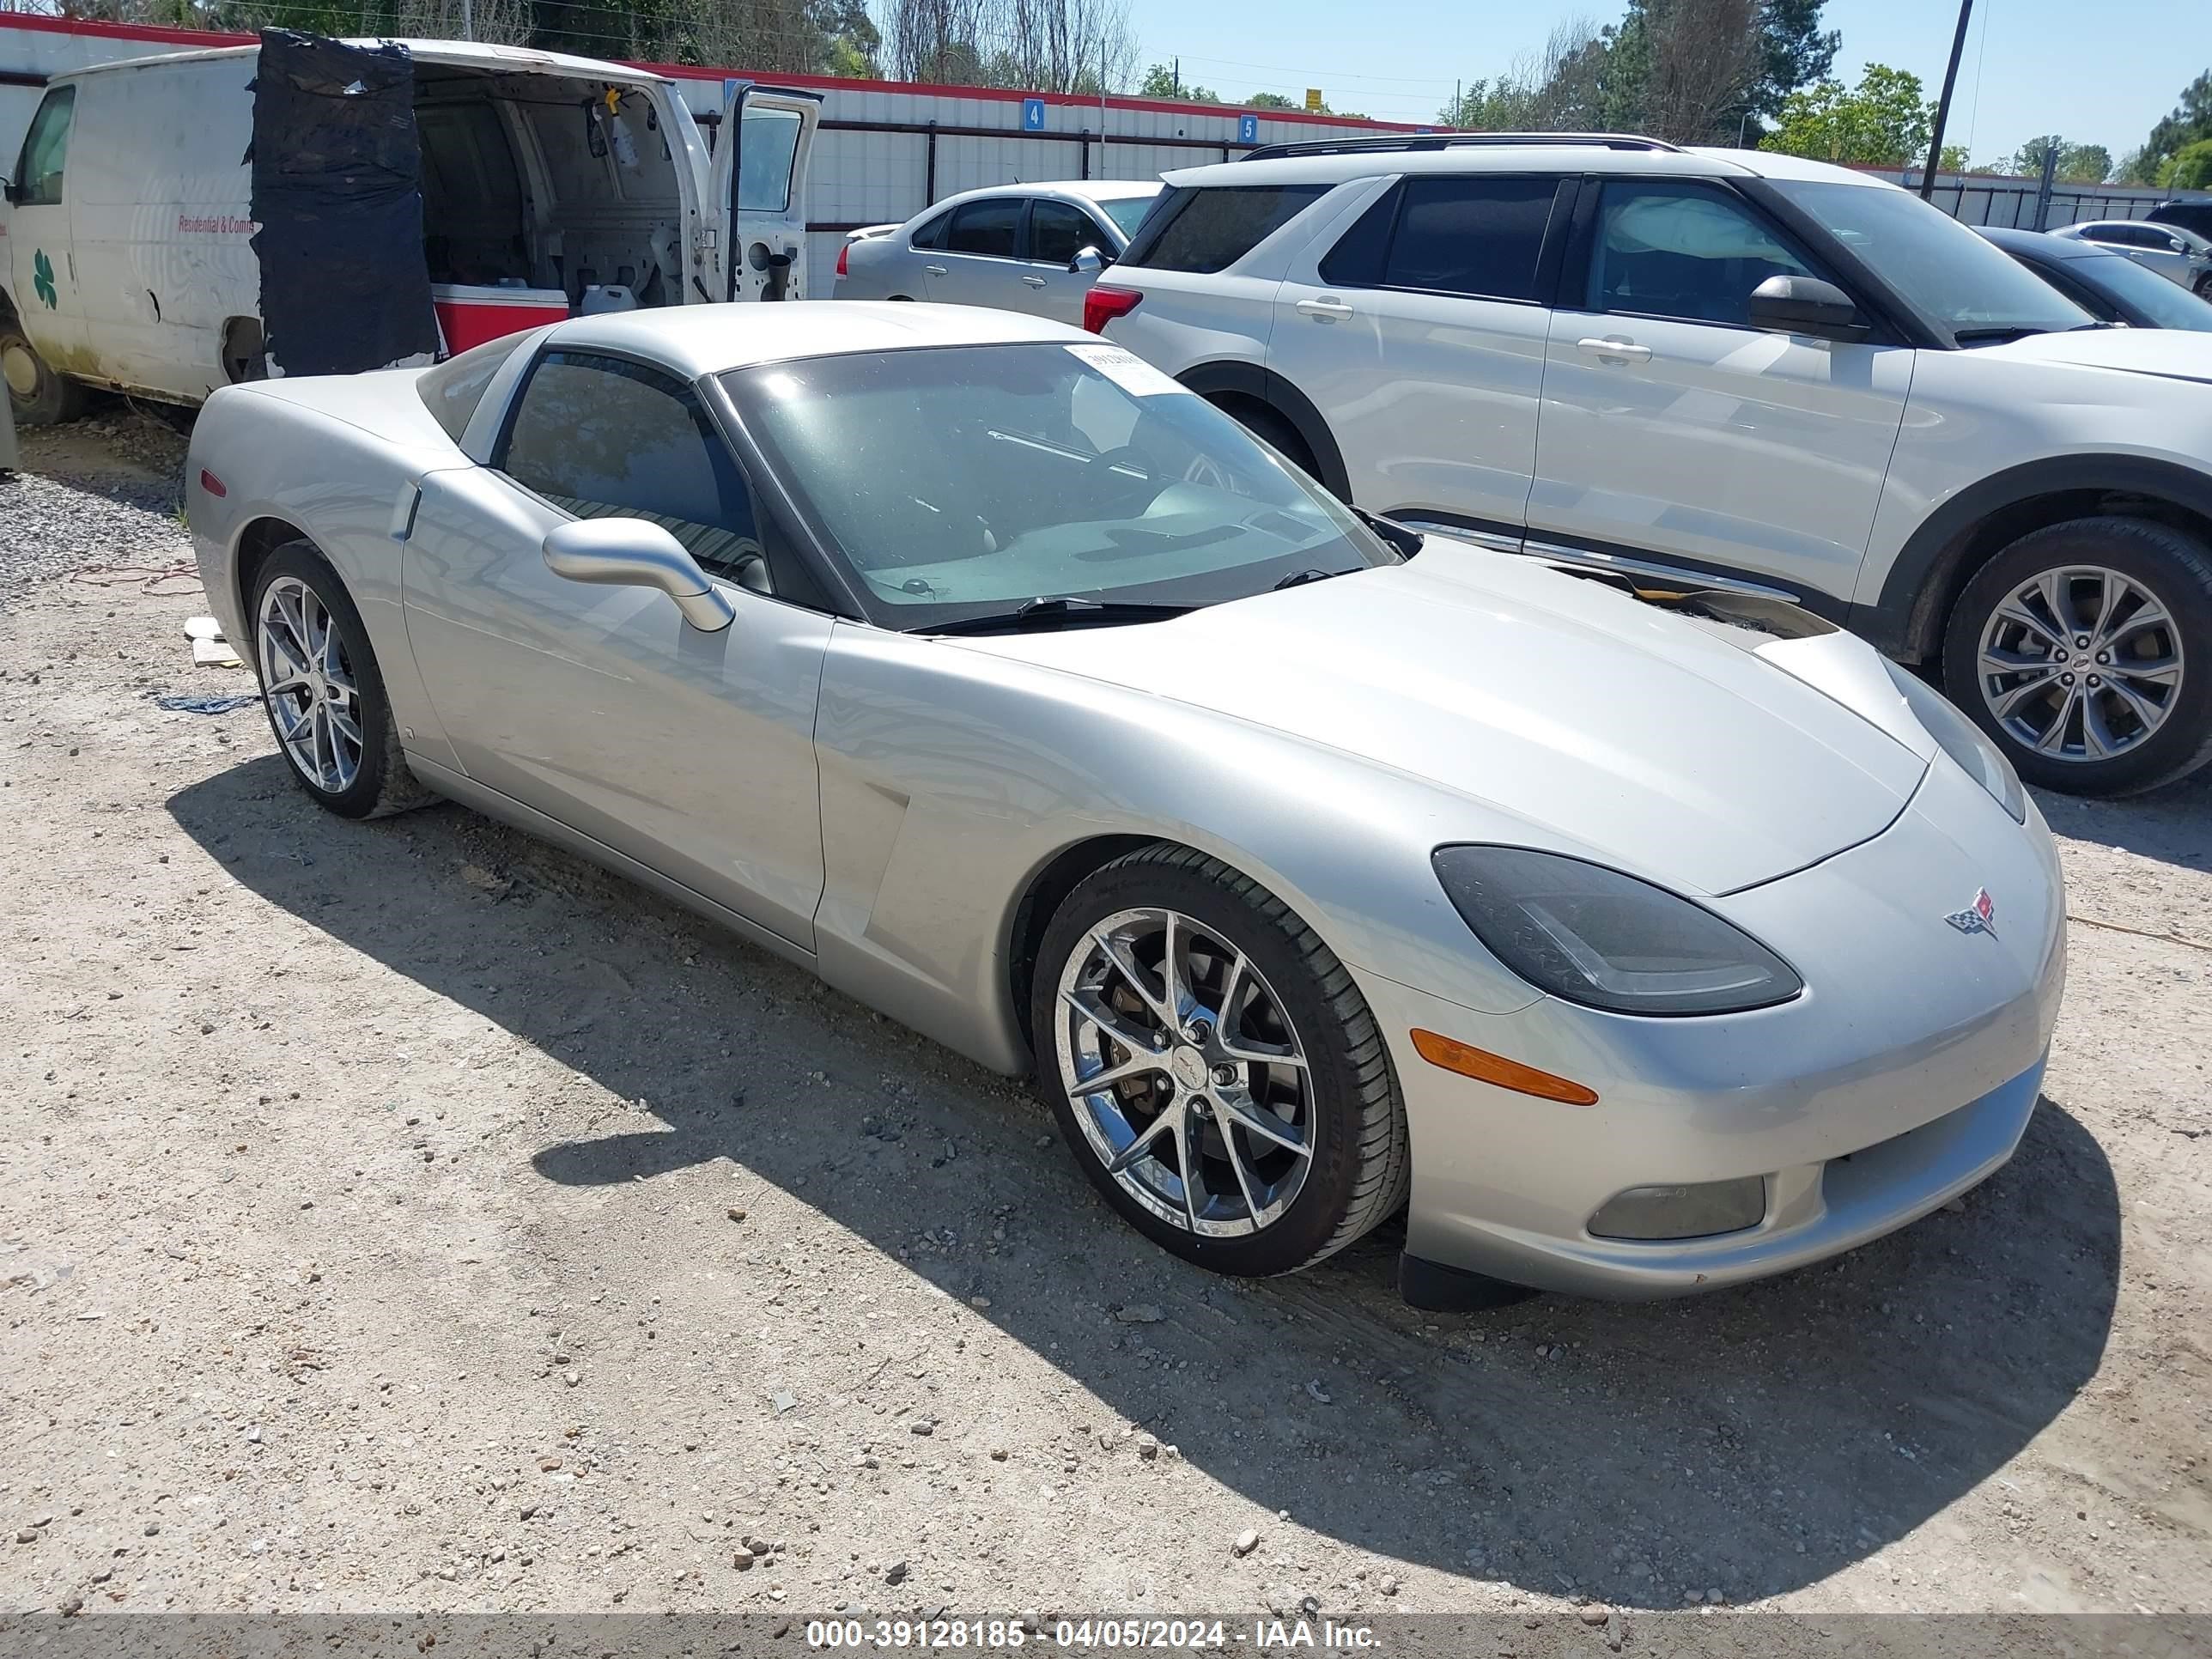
<box><xmin>945</xmin><ymin>547</ymin><xmax>1927</xmax><ymax>895</ymax></box>
<box><xmin>1980</xmin><ymin>328</ymin><xmax>2212</xmax><ymax>385</ymax></box>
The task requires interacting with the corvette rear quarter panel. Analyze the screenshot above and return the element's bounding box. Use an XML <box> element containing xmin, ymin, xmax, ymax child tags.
<box><xmin>189</xmin><ymin>380</ymin><xmax>465</xmax><ymax>772</ymax></box>
<box><xmin>809</xmin><ymin>623</ymin><xmax>1543</xmax><ymax>1078</ymax></box>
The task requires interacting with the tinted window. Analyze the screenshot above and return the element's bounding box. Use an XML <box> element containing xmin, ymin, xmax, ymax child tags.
<box><xmin>1383</xmin><ymin>176</ymin><xmax>1559</xmax><ymax>300</ymax></box>
<box><xmin>1030</xmin><ymin>199</ymin><xmax>1107</xmax><ymax>264</ymax></box>
<box><xmin>500</xmin><ymin>352</ymin><xmax>764</xmax><ymax>585</ymax></box>
<box><xmin>2084</xmin><ymin>223</ymin><xmax>2147</xmax><ymax>247</ymax></box>
<box><xmin>946</xmin><ymin>198</ymin><xmax>1020</xmax><ymax>258</ymax></box>
<box><xmin>1587</xmin><ymin>182</ymin><xmax>1814</xmax><ymax>326</ymax></box>
<box><xmin>738</xmin><ymin>105</ymin><xmax>801</xmax><ymax>213</ymax></box>
<box><xmin>1317</xmin><ymin>187</ymin><xmax>1398</xmax><ymax>287</ymax></box>
<box><xmin>1121</xmin><ymin>185</ymin><xmax>1328</xmax><ymax>274</ymax></box>
<box><xmin>15</xmin><ymin>85</ymin><xmax>75</xmax><ymax>208</ymax></box>
<box><xmin>909</xmin><ymin>210</ymin><xmax>951</xmax><ymax>250</ymax></box>
<box><xmin>416</xmin><ymin>331</ymin><xmax>529</xmax><ymax>442</ymax></box>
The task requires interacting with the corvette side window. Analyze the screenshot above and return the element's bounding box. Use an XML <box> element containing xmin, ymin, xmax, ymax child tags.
<box><xmin>497</xmin><ymin>351</ymin><xmax>769</xmax><ymax>591</ymax></box>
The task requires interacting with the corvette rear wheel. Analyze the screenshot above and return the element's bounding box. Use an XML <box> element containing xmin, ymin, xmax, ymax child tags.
<box><xmin>1033</xmin><ymin>844</ymin><xmax>1408</xmax><ymax>1277</ymax></box>
<box><xmin>1944</xmin><ymin>516</ymin><xmax>2212</xmax><ymax>796</ymax></box>
<box><xmin>252</xmin><ymin>542</ymin><xmax>431</xmax><ymax>819</ymax></box>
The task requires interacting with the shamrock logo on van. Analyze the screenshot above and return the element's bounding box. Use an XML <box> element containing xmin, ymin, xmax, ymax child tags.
<box><xmin>32</xmin><ymin>248</ymin><xmax>57</xmax><ymax>309</ymax></box>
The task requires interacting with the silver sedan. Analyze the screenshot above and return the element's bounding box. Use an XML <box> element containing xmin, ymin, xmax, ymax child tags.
<box><xmin>2051</xmin><ymin>218</ymin><xmax>2212</xmax><ymax>294</ymax></box>
<box><xmin>185</xmin><ymin>304</ymin><xmax>2065</xmax><ymax>1307</ymax></box>
<box><xmin>833</xmin><ymin>181</ymin><xmax>1163</xmax><ymax>325</ymax></box>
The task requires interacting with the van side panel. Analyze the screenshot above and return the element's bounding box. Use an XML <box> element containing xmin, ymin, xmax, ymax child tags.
<box><xmin>70</xmin><ymin>56</ymin><xmax>256</xmax><ymax>402</ymax></box>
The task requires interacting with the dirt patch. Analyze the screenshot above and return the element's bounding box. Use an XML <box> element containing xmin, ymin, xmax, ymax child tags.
<box><xmin>0</xmin><ymin>523</ymin><xmax>2207</xmax><ymax>1620</ymax></box>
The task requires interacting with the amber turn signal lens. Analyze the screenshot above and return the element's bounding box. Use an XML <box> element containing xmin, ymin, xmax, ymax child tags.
<box><xmin>1409</xmin><ymin>1030</ymin><xmax>1600</xmax><ymax>1106</ymax></box>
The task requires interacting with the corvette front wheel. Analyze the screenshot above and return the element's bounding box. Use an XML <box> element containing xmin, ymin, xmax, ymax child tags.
<box><xmin>1032</xmin><ymin>844</ymin><xmax>1409</xmax><ymax>1277</ymax></box>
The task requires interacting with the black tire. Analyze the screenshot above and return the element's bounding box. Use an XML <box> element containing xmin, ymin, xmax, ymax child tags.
<box><xmin>1942</xmin><ymin>515</ymin><xmax>2212</xmax><ymax>797</ymax></box>
<box><xmin>1030</xmin><ymin>843</ymin><xmax>1410</xmax><ymax>1278</ymax></box>
<box><xmin>250</xmin><ymin>541</ymin><xmax>434</xmax><ymax>819</ymax></box>
<box><xmin>3</xmin><ymin>316</ymin><xmax>88</xmax><ymax>427</ymax></box>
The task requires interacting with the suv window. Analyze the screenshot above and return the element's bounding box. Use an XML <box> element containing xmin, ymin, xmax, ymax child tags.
<box><xmin>15</xmin><ymin>85</ymin><xmax>76</xmax><ymax>207</ymax></box>
<box><xmin>945</xmin><ymin>198</ymin><xmax>1020</xmax><ymax>258</ymax></box>
<box><xmin>1121</xmin><ymin>184</ymin><xmax>1328</xmax><ymax>274</ymax></box>
<box><xmin>1376</xmin><ymin>176</ymin><xmax>1561</xmax><ymax>301</ymax></box>
<box><xmin>1030</xmin><ymin>198</ymin><xmax>1108</xmax><ymax>264</ymax></box>
<box><xmin>498</xmin><ymin>351</ymin><xmax>766</xmax><ymax>586</ymax></box>
<box><xmin>1585</xmin><ymin>181</ymin><xmax>1814</xmax><ymax>327</ymax></box>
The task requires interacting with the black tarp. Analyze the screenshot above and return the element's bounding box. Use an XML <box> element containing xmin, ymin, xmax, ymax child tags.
<box><xmin>249</xmin><ymin>31</ymin><xmax>440</xmax><ymax>378</ymax></box>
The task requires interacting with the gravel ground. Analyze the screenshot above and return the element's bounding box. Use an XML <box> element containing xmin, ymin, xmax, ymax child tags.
<box><xmin>1</xmin><ymin>419</ymin><xmax>2209</xmax><ymax>1631</ymax></box>
<box><xmin>0</xmin><ymin>410</ymin><xmax>190</xmax><ymax>597</ymax></box>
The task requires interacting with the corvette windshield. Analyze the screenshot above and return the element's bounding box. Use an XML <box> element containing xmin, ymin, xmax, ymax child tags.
<box><xmin>725</xmin><ymin>343</ymin><xmax>1396</xmax><ymax>629</ymax></box>
<box><xmin>1771</xmin><ymin>179</ymin><xmax>2094</xmax><ymax>340</ymax></box>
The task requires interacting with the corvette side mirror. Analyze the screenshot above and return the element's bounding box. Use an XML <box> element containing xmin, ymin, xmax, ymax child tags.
<box><xmin>542</xmin><ymin>518</ymin><xmax>734</xmax><ymax>632</ymax></box>
<box><xmin>1747</xmin><ymin>274</ymin><xmax>1869</xmax><ymax>343</ymax></box>
<box><xmin>1069</xmin><ymin>246</ymin><xmax>1110</xmax><ymax>276</ymax></box>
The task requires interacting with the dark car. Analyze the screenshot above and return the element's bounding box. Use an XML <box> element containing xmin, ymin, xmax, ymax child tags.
<box><xmin>1977</xmin><ymin>225</ymin><xmax>2212</xmax><ymax>331</ymax></box>
<box><xmin>2148</xmin><ymin>199</ymin><xmax>2212</xmax><ymax>241</ymax></box>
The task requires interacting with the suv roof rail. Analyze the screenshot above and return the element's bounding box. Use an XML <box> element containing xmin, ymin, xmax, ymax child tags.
<box><xmin>1237</xmin><ymin>131</ymin><xmax>1683</xmax><ymax>162</ymax></box>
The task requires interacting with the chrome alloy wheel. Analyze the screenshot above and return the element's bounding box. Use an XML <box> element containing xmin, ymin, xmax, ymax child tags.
<box><xmin>258</xmin><ymin>574</ymin><xmax>363</xmax><ymax>793</ymax></box>
<box><xmin>1054</xmin><ymin>906</ymin><xmax>1313</xmax><ymax>1237</ymax></box>
<box><xmin>1975</xmin><ymin>564</ymin><xmax>2184</xmax><ymax>762</ymax></box>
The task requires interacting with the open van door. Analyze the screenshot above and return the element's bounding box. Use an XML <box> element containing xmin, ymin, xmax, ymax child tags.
<box><xmin>708</xmin><ymin>81</ymin><xmax>821</xmax><ymax>302</ymax></box>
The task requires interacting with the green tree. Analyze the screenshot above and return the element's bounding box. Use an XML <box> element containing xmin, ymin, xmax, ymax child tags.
<box><xmin>2136</xmin><ymin>70</ymin><xmax>2212</xmax><ymax>182</ymax></box>
<box><xmin>1139</xmin><ymin>63</ymin><xmax>1221</xmax><ymax>101</ymax></box>
<box><xmin>2168</xmin><ymin>137</ymin><xmax>2212</xmax><ymax>191</ymax></box>
<box><xmin>1246</xmin><ymin>91</ymin><xmax>1297</xmax><ymax>110</ymax></box>
<box><xmin>1760</xmin><ymin>63</ymin><xmax>1931</xmax><ymax>167</ymax></box>
<box><xmin>1747</xmin><ymin>0</ymin><xmax>1840</xmax><ymax>123</ymax></box>
<box><xmin>2007</xmin><ymin>136</ymin><xmax>2112</xmax><ymax>181</ymax></box>
<box><xmin>1938</xmin><ymin>143</ymin><xmax>1972</xmax><ymax>173</ymax></box>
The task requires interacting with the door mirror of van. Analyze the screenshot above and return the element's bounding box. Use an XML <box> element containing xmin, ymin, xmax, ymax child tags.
<box><xmin>542</xmin><ymin>519</ymin><xmax>735</xmax><ymax>633</ymax></box>
<box><xmin>1069</xmin><ymin>246</ymin><xmax>1111</xmax><ymax>276</ymax></box>
<box><xmin>1747</xmin><ymin>274</ymin><xmax>1869</xmax><ymax>343</ymax></box>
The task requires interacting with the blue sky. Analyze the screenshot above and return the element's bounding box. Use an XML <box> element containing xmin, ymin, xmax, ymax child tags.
<box><xmin>1120</xmin><ymin>0</ymin><xmax>2197</xmax><ymax>167</ymax></box>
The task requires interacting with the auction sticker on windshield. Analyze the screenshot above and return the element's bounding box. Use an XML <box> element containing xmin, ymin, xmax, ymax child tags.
<box><xmin>1067</xmin><ymin>343</ymin><xmax>1188</xmax><ymax>398</ymax></box>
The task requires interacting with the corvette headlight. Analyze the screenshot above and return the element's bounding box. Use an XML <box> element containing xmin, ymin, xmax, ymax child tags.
<box><xmin>1885</xmin><ymin>659</ymin><xmax>2026</xmax><ymax>823</ymax></box>
<box><xmin>1431</xmin><ymin>847</ymin><xmax>1803</xmax><ymax>1017</ymax></box>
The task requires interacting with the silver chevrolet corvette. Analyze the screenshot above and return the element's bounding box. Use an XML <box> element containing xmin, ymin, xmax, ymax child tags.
<box><xmin>186</xmin><ymin>303</ymin><xmax>2066</xmax><ymax>1307</ymax></box>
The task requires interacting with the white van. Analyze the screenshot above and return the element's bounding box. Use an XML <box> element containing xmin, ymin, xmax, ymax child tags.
<box><xmin>1</xmin><ymin>33</ymin><xmax>818</xmax><ymax>423</ymax></box>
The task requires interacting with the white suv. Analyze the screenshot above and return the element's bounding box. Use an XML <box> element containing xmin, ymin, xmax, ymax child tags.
<box><xmin>1090</xmin><ymin>134</ymin><xmax>2212</xmax><ymax>797</ymax></box>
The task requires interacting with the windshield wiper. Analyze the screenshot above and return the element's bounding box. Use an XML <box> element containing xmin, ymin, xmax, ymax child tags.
<box><xmin>1273</xmin><ymin>568</ymin><xmax>1346</xmax><ymax>590</ymax></box>
<box><xmin>1951</xmin><ymin>325</ymin><xmax>2052</xmax><ymax>344</ymax></box>
<box><xmin>1352</xmin><ymin>506</ymin><xmax>1425</xmax><ymax>557</ymax></box>
<box><xmin>919</xmin><ymin>595</ymin><xmax>1194</xmax><ymax>635</ymax></box>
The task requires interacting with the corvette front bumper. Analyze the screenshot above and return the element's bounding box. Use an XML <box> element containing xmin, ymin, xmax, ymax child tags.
<box><xmin>1360</xmin><ymin>757</ymin><xmax>2067</xmax><ymax>1302</ymax></box>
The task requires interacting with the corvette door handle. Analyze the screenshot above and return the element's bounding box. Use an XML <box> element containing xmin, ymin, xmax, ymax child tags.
<box><xmin>1577</xmin><ymin>336</ymin><xmax>1652</xmax><ymax>363</ymax></box>
<box><xmin>923</xmin><ymin>264</ymin><xmax>948</xmax><ymax>276</ymax></box>
<box><xmin>1021</xmin><ymin>274</ymin><xmax>1048</xmax><ymax>287</ymax></box>
<box><xmin>1297</xmin><ymin>297</ymin><xmax>1354</xmax><ymax>321</ymax></box>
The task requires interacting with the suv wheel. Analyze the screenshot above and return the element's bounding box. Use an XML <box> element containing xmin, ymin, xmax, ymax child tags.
<box><xmin>1943</xmin><ymin>515</ymin><xmax>2212</xmax><ymax>796</ymax></box>
<box><xmin>1212</xmin><ymin>398</ymin><xmax>1319</xmax><ymax>481</ymax></box>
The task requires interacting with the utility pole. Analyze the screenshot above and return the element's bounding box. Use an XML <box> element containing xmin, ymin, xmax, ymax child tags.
<box><xmin>1921</xmin><ymin>0</ymin><xmax>1972</xmax><ymax>198</ymax></box>
<box><xmin>459</xmin><ymin>0</ymin><xmax>473</xmax><ymax>40</ymax></box>
<box><xmin>1173</xmin><ymin>57</ymin><xmax>1181</xmax><ymax>100</ymax></box>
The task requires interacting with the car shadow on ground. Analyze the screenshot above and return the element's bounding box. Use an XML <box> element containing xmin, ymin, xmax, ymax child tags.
<box><xmin>2033</xmin><ymin>767</ymin><xmax>2212</xmax><ymax>876</ymax></box>
<box><xmin>169</xmin><ymin>757</ymin><xmax>2121</xmax><ymax>1609</ymax></box>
